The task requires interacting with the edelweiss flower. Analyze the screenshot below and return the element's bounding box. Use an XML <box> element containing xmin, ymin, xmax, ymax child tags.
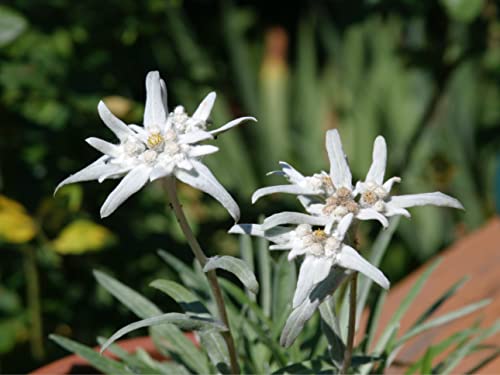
<box><xmin>230</xmin><ymin>214</ymin><xmax>389</xmax><ymax>308</ymax></box>
<box><xmin>253</xmin><ymin>130</ymin><xmax>389</xmax><ymax>232</ymax></box>
<box><xmin>55</xmin><ymin>71</ymin><xmax>255</xmax><ymax>219</ymax></box>
<box><xmin>353</xmin><ymin>136</ymin><xmax>464</xmax><ymax>218</ymax></box>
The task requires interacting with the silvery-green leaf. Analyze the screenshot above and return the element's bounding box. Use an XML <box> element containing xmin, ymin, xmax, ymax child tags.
<box><xmin>439</xmin><ymin>320</ymin><xmax>500</xmax><ymax>374</ymax></box>
<box><xmin>360</xmin><ymin>259</ymin><xmax>442</xmax><ymax>375</ymax></box>
<box><xmin>50</xmin><ymin>335</ymin><xmax>132</xmax><ymax>374</ymax></box>
<box><xmin>96</xmin><ymin>336</ymin><xmax>162</xmax><ymax>374</ymax></box>
<box><xmin>319</xmin><ymin>299</ymin><xmax>344</xmax><ymax>367</ymax></box>
<box><xmin>271</xmin><ymin>253</ymin><xmax>297</xmax><ymax>338</ymax></box>
<box><xmin>101</xmin><ymin>313</ymin><xmax>227</xmax><ymax>354</ymax></box>
<box><xmin>94</xmin><ymin>270</ymin><xmax>162</xmax><ymax>317</ymax></box>
<box><xmin>157</xmin><ymin>250</ymin><xmax>210</xmax><ymax>295</ymax></box>
<box><xmin>219</xmin><ymin>279</ymin><xmax>271</xmax><ymax>326</ymax></box>
<box><xmin>94</xmin><ymin>270</ymin><xmax>207</xmax><ymax>373</ymax></box>
<box><xmin>199</xmin><ymin>330</ymin><xmax>231</xmax><ymax>375</ymax></box>
<box><xmin>395</xmin><ymin>299</ymin><xmax>491</xmax><ymax>348</ymax></box>
<box><xmin>257</xmin><ymin>235</ymin><xmax>272</xmax><ymax>316</ymax></box>
<box><xmin>150</xmin><ymin>279</ymin><xmax>210</xmax><ymax>317</ymax></box>
<box><xmin>204</xmin><ymin>255</ymin><xmax>259</xmax><ymax>294</ymax></box>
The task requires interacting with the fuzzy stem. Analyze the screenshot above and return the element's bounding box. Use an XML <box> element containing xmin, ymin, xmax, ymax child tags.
<box><xmin>165</xmin><ymin>177</ymin><xmax>240</xmax><ymax>374</ymax></box>
<box><xmin>23</xmin><ymin>246</ymin><xmax>45</xmax><ymax>360</ymax></box>
<box><xmin>341</xmin><ymin>273</ymin><xmax>358</xmax><ymax>374</ymax></box>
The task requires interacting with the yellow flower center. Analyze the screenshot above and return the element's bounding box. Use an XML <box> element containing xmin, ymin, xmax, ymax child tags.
<box><xmin>313</xmin><ymin>229</ymin><xmax>327</xmax><ymax>240</ymax></box>
<box><xmin>147</xmin><ymin>132</ymin><xmax>164</xmax><ymax>148</ymax></box>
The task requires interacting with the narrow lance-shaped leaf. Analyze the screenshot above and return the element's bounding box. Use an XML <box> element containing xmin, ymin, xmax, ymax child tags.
<box><xmin>204</xmin><ymin>255</ymin><xmax>259</xmax><ymax>294</ymax></box>
<box><xmin>199</xmin><ymin>329</ymin><xmax>232</xmax><ymax>375</ymax></box>
<box><xmin>50</xmin><ymin>335</ymin><xmax>131</xmax><ymax>374</ymax></box>
<box><xmin>150</xmin><ymin>279</ymin><xmax>210</xmax><ymax>317</ymax></box>
<box><xmin>101</xmin><ymin>312</ymin><xmax>227</xmax><ymax>354</ymax></box>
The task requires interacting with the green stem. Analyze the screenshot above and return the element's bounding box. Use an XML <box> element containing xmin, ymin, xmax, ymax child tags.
<box><xmin>341</xmin><ymin>273</ymin><xmax>358</xmax><ymax>374</ymax></box>
<box><xmin>23</xmin><ymin>246</ymin><xmax>45</xmax><ymax>360</ymax></box>
<box><xmin>165</xmin><ymin>177</ymin><xmax>240</xmax><ymax>374</ymax></box>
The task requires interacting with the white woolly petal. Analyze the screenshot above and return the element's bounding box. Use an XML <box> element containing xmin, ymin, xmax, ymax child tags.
<box><xmin>55</xmin><ymin>156</ymin><xmax>110</xmax><ymax>194</ymax></box>
<box><xmin>85</xmin><ymin>137</ymin><xmax>120</xmax><ymax>157</ymax></box>
<box><xmin>278</xmin><ymin>161</ymin><xmax>305</xmax><ymax>183</ymax></box>
<box><xmin>210</xmin><ymin>116</ymin><xmax>257</xmax><ymax>136</ymax></box>
<box><xmin>129</xmin><ymin>125</ymin><xmax>148</xmax><ymax>143</ymax></box>
<box><xmin>383</xmin><ymin>176</ymin><xmax>401</xmax><ymax>193</ymax></box>
<box><xmin>293</xmin><ymin>256</ymin><xmax>333</xmax><ymax>308</ymax></box>
<box><xmin>326</xmin><ymin>129</ymin><xmax>352</xmax><ymax>189</ymax></box>
<box><xmin>188</xmin><ymin>145</ymin><xmax>219</xmax><ymax>158</ymax></box>
<box><xmin>335</xmin><ymin>213</ymin><xmax>353</xmax><ymax>240</ymax></box>
<box><xmin>384</xmin><ymin>202</ymin><xmax>411</xmax><ymax>218</ymax></box>
<box><xmin>270</xmin><ymin>244</ymin><xmax>293</xmax><ymax>250</ymax></box>
<box><xmin>160</xmin><ymin>78</ymin><xmax>168</xmax><ymax>113</ymax></box>
<box><xmin>288</xmin><ymin>244</ymin><xmax>308</xmax><ymax>261</ymax></box>
<box><xmin>357</xmin><ymin>207</ymin><xmax>389</xmax><ymax>227</ymax></box>
<box><xmin>175</xmin><ymin>160</ymin><xmax>240</xmax><ymax>222</ymax></box>
<box><xmin>97</xmin><ymin>101</ymin><xmax>134</xmax><ymax>141</ymax></box>
<box><xmin>98</xmin><ymin>165</ymin><xmax>133</xmax><ymax>183</ymax></box>
<box><xmin>100</xmin><ymin>165</ymin><xmax>152</xmax><ymax>218</ymax></box>
<box><xmin>178</xmin><ymin>130</ymin><xmax>213</xmax><ymax>144</ymax></box>
<box><xmin>389</xmin><ymin>192</ymin><xmax>464</xmax><ymax>210</ymax></box>
<box><xmin>366</xmin><ymin>136</ymin><xmax>387</xmax><ymax>185</ymax></box>
<box><xmin>144</xmin><ymin>71</ymin><xmax>167</xmax><ymax>129</ymax></box>
<box><xmin>191</xmin><ymin>92</ymin><xmax>216</xmax><ymax>122</ymax></box>
<box><xmin>149</xmin><ymin>164</ymin><xmax>174</xmax><ymax>182</ymax></box>
<box><xmin>262</xmin><ymin>212</ymin><xmax>328</xmax><ymax>230</ymax></box>
<box><xmin>336</xmin><ymin>245</ymin><xmax>390</xmax><ymax>290</ymax></box>
<box><xmin>252</xmin><ymin>185</ymin><xmax>317</xmax><ymax>204</ymax></box>
<box><xmin>228</xmin><ymin>224</ymin><xmax>293</xmax><ymax>244</ymax></box>
<box><xmin>177</xmin><ymin>159</ymin><xmax>194</xmax><ymax>171</ymax></box>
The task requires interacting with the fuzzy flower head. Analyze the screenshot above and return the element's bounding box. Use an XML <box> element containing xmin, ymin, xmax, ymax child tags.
<box><xmin>252</xmin><ymin>129</ymin><xmax>463</xmax><ymax>232</ymax></box>
<box><xmin>55</xmin><ymin>71</ymin><xmax>255</xmax><ymax>219</ymax></box>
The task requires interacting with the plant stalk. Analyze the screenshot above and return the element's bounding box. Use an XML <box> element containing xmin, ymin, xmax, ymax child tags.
<box><xmin>341</xmin><ymin>273</ymin><xmax>358</xmax><ymax>374</ymax></box>
<box><xmin>23</xmin><ymin>246</ymin><xmax>45</xmax><ymax>360</ymax></box>
<box><xmin>165</xmin><ymin>177</ymin><xmax>240</xmax><ymax>374</ymax></box>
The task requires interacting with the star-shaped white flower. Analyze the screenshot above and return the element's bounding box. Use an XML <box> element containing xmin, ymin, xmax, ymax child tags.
<box><xmin>354</xmin><ymin>135</ymin><xmax>464</xmax><ymax>218</ymax></box>
<box><xmin>230</xmin><ymin>214</ymin><xmax>389</xmax><ymax>309</ymax></box>
<box><xmin>252</xmin><ymin>130</ymin><xmax>389</xmax><ymax>231</ymax></box>
<box><xmin>55</xmin><ymin>71</ymin><xmax>256</xmax><ymax>219</ymax></box>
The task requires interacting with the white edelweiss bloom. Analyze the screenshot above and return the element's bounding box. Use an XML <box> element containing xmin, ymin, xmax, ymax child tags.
<box><xmin>250</xmin><ymin>130</ymin><xmax>389</xmax><ymax>230</ymax></box>
<box><xmin>56</xmin><ymin>71</ymin><xmax>255</xmax><ymax>220</ymax></box>
<box><xmin>229</xmin><ymin>214</ymin><xmax>390</xmax><ymax>311</ymax></box>
<box><xmin>354</xmin><ymin>136</ymin><xmax>464</xmax><ymax>218</ymax></box>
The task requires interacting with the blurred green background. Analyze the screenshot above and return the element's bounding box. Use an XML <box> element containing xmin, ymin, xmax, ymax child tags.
<box><xmin>1</xmin><ymin>0</ymin><xmax>499</xmax><ymax>373</ymax></box>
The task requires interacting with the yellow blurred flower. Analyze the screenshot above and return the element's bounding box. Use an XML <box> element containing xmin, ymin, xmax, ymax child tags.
<box><xmin>0</xmin><ymin>195</ymin><xmax>37</xmax><ymax>244</ymax></box>
<box><xmin>52</xmin><ymin>219</ymin><xmax>115</xmax><ymax>255</ymax></box>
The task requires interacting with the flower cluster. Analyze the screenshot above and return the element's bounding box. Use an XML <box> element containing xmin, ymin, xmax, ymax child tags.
<box><xmin>231</xmin><ymin>129</ymin><xmax>463</xmax><ymax>346</ymax></box>
<box><xmin>55</xmin><ymin>71</ymin><xmax>256</xmax><ymax>219</ymax></box>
